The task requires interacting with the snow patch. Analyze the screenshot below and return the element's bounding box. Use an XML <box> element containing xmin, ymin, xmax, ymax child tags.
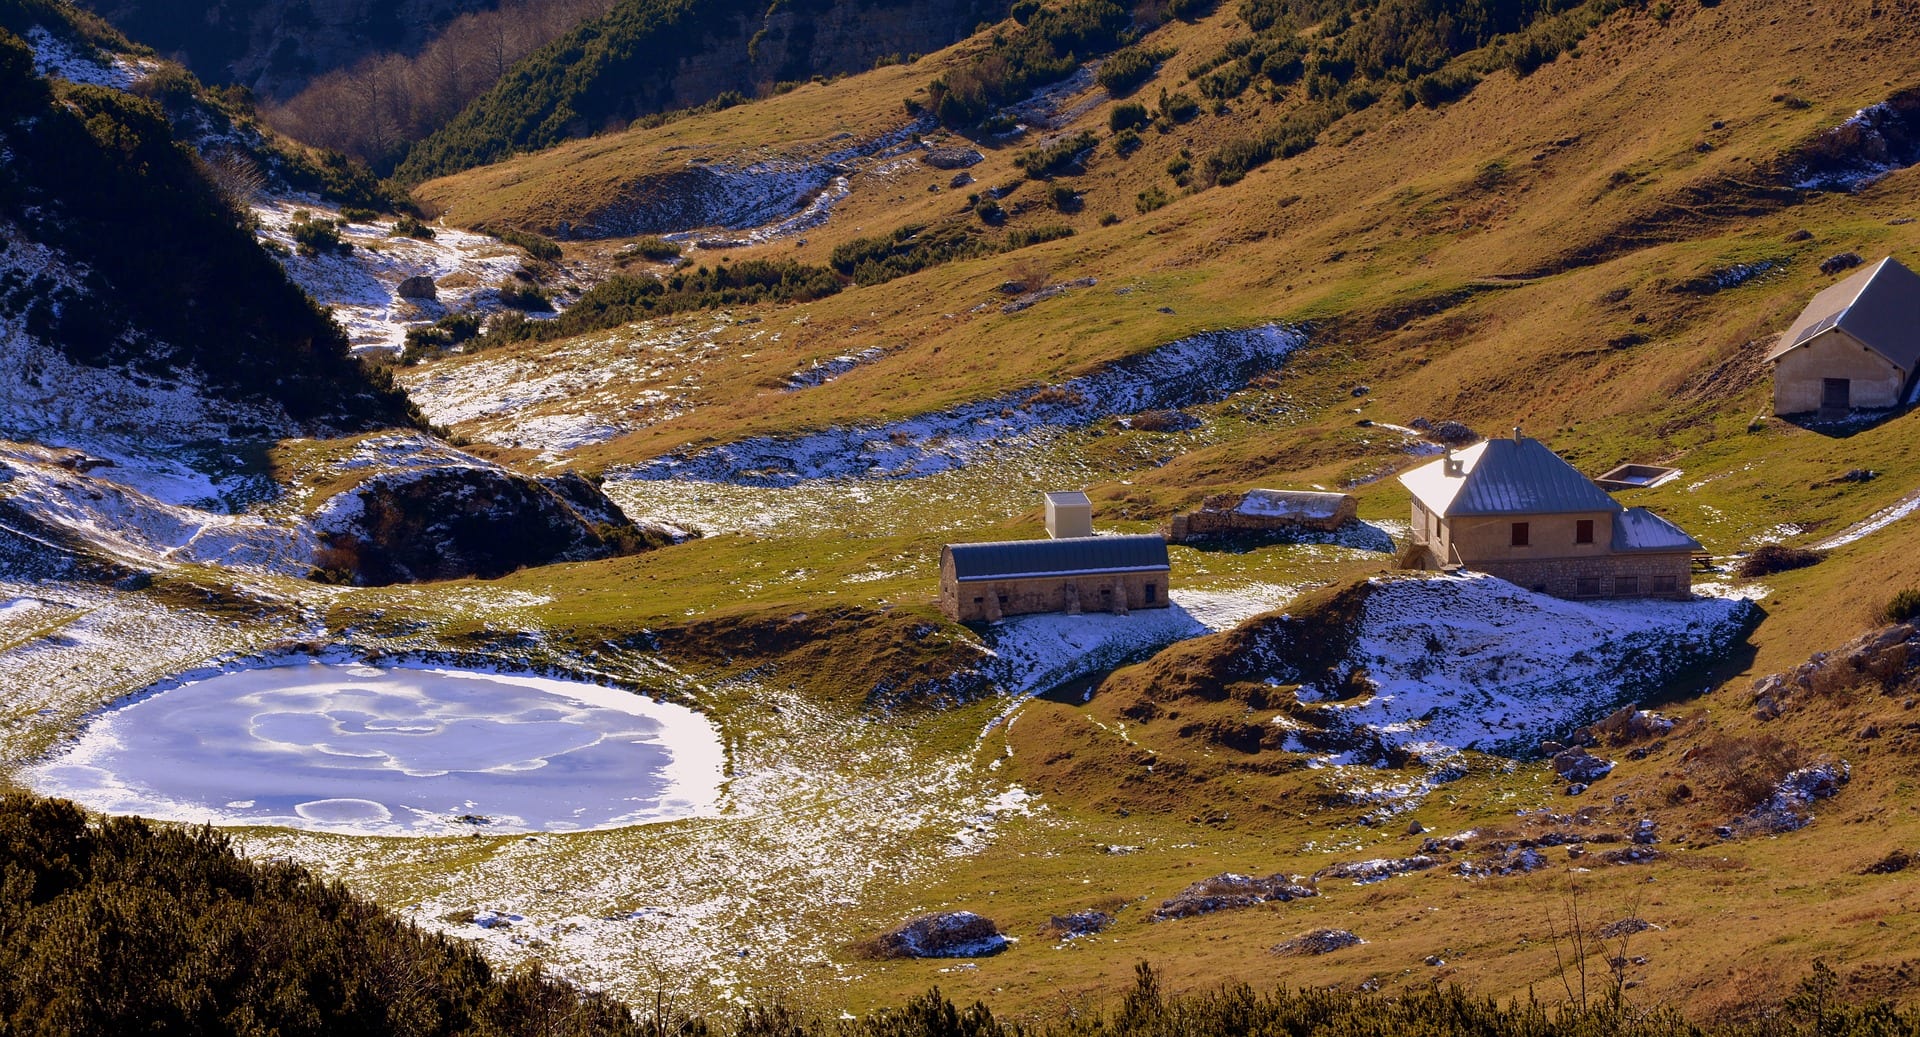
<box><xmin>25</xmin><ymin>26</ymin><xmax>154</xmax><ymax>89</ymax></box>
<box><xmin>615</xmin><ymin>325</ymin><xmax>1305</xmax><ymax>486</ymax></box>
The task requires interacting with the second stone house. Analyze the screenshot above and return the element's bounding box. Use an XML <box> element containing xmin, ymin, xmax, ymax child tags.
<box><xmin>1398</xmin><ymin>430</ymin><xmax>1699</xmax><ymax>599</ymax></box>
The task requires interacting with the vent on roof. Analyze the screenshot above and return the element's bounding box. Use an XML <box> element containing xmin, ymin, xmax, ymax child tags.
<box><xmin>1790</xmin><ymin>310</ymin><xmax>1845</xmax><ymax>349</ymax></box>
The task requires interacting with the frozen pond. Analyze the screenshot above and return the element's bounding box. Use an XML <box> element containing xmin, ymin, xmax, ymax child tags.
<box><xmin>23</xmin><ymin>662</ymin><xmax>726</xmax><ymax>836</ymax></box>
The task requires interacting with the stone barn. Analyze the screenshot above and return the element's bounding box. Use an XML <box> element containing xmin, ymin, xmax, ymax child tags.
<box><xmin>1167</xmin><ymin>489</ymin><xmax>1357</xmax><ymax>541</ymax></box>
<box><xmin>1399</xmin><ymin>430</ymin><xmax>1699</xmax><ymax>600</ymax></box>
<box><xmin>938</xmin><ymin>534</ymin><xmax>1171</xmax><ymax>622</ymax></box>
<box><xmin>1768</xmin><ymin>256</ymin><xmax>1920</xmax><ymax>416</ymax></box>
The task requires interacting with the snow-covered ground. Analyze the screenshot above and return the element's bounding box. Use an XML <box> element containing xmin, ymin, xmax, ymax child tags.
<box><xmin>25</xmin><ymin>25</ymin><xmax>156</xmax><ymax>89</ymax></box>
<box><xmin>23</xmin><ymin>660</ymin><xmax>723</xmax><ymax>836</ymax></box>
<box><xmin>1277</xmin><ymin>574</ymin><xmax>1753</xmax><ymax>811</ymax></box>
<box><xmin>616</xmin><ymin>325</ymin><xmax>1305</xmax><ymax>485</ymax></box>
<box><xmin>253</xmin><ymin>201</ymin><xmax>527</xmax><ymax>355</ymax></box>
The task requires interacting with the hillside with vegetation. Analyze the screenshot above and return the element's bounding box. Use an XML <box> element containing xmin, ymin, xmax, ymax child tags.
<box><xmin>8</xmin><ymin>0</ymin><xmax>1920</xmax><ymax>1027</ymax></box>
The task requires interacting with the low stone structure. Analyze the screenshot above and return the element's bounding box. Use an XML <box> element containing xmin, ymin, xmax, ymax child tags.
<box><xmin>938</xmin><ymin>534</ymin><xmax>1170</xmax><ymax>622</ymax></box>
<box><xmin>1167</xmin><ymin>489</ymin><xmax>1356</xmax><ymax>541</ymax></box>
<box><xmin>1399</xmin><ymin>430</ymin><xmax>1699</xmax><ymax>600</ymax></box>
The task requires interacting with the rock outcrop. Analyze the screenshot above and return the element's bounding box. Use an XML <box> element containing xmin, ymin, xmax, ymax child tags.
<box><xmin>313</xmin><ymin>465</ymin><xmax>675</xmax><ymax>585</ymax></box>
<box><xmin>870</xmin><ymin>912</ymin><xmax>1009</xmax><ymax>958</ymax></box>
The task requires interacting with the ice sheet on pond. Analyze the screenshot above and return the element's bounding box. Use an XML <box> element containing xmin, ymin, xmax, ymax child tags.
<box><xmin>23</xmin><ymin>661</ymin><xmax>725</xmax><ymax>836</ymax></box>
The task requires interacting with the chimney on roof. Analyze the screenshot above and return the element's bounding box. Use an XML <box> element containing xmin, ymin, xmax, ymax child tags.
<box><xmin>1513</xmin><ymin>426</ymin><xmax>1524</xmax><ymax>442</ymax></box>
<box><xmin>1443</xmin><ymin>448</ymin><xmax>1463</xmax><ymax>477</ymax></box>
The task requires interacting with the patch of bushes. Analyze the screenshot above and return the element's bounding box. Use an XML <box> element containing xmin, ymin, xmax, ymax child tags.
<box><xmin>479</xmin><ymin>223</ymin><xmax>563</xmax><ymax>261</ymax></box>
<box><xmin>1684</xmin><ymin>733</ymin><xmax>1807</xmax><ymax>813</ymax></box>
<box><xmin>494</xmin><ymin>281</ymin><xmax>553</xmax><ymax>312</ymax></box>
<box><xmin>1008</xmin><ymin>224</ymin><xmax>1075</xmax><ymax>248</ymax></box>
<box><xmin>1883</xmin><ymin>588</ymin><xmax>1920</xmax><ymax>625</ymax></box>
<box><xmin>1109</xmin><ymin>100</ymin><xmax>1150</xmax><ymax>131</ymax></box>
<box><xmin>401</xmin><ymin>312</ymin><xmax>483</xmax><ymax>364</ymax></box>
<box><xmin>1737</xmin><ymin>544</ymin><xmax>1824</xmax><ymax>578</ymax></box>
<box><xmin>1018</xmin><ymin>130</ymin><xmax>1100</xmax><ymax>179</ymax></box>
<box><xmin>389</xmin><ymin>214</ymin><xmax>436</xmax><ymax>239</ymax></box>
<box><xmin>0</xmin><ymin>793</ymin><xmax>642</xmax><ymax>1035</ymax></box>
<box><xmin>1407</xmin><ymin>67</ymin><xmax>1482</xmax><ymax>108</ymax></box>
<box><xmin>1113</xmin><ymin>128</ymin><xmax>1143</xmax><ymax>155</ymax></box>
<box><xmin>1097</xmin><ymin>45</ymin><xmax>1170</xmax><ymax>95</ymax></box>
<box><xmin>1157</xmin><ymin>88</ymin><xmax>1200</xmax><ymax>122</ymax></box>
<box><xmin>487</xmin><ymin>259</ymin><xmax>845</xmax><ymax>345</ymax></box>
<box><xmin>289</xmin><ymin>209</ymin><xmax>352</xmax><ymax>257</ymax></box>
<box><xmin>625</xmin><ymin>235</ymin><xmax>683</xmax><ymax>262</ymax></box>
<box><xmin>1136</xmin><ymin>185</ymin><xmax>1171</xmax><ymax>212</ymax></box>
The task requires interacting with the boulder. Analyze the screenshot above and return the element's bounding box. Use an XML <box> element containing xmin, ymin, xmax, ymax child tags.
<box><xmin>1552</xmin><ymin>747</ymin><xmax>1615</xmax><ymax>784</ymax></box>
<box><xmin>1152</xmin><ymin>872</ymin><xmax>1316</xmax><ymax>920</ymax></box>
<box><xmin>396</xmin><ymin>274</ymin><xmax>437</xmax><ymax>299</ymax></box>
<box><xmin>872</xmin><ymin>911</ymin><xmax>1008</xmax><ymax>958</ymax></box>
<box><xmin>1274</xmin><ymin>929</ymin><xmax>1363</xmax><ymax>956</ymax></box>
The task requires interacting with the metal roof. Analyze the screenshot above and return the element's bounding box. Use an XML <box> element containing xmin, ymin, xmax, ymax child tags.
<box><xmin>1399</xmin><ymin>436</ymin><xmax>1622</xmax><ymax>517</ymax></box>
<box><xmin>1766</xmin><ymin>257</ymin><xmax>1920</xmax><ymax>368</ymax></box>
<box><xmin>1611</xmin><ymin>507</ymin><xmax>1702</xmax><ymax>553</ymax></box>
<box><xmin>1044</xmin><ymin>491</ymin><xmax>1092</xmax><ymax>506</ymax></box>
<box><xmin>945</xmin><ymin>534</ymin><xmax>1170</xmax><ymax>581</ymax></box>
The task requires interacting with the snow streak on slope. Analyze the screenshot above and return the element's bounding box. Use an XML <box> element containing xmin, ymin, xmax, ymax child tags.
<box><xmin>616</xmin><ymin>325</ymin><xmax>1305</xmax><ymax>486</ymax></box>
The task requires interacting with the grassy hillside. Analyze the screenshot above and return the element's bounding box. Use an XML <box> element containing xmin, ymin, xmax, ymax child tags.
<box><xmin>393</xmin><ymin>0</ymin><xmax>1007</xmax><ymax>183</ymax></box>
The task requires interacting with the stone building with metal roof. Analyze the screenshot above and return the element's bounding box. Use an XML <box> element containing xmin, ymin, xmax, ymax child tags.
<box><xmin>938</xmin><ymin>534</ymin><xmax>1171</xmax><ymax>622</ymax></box>
<box><xmin>1767</xmin><ymin>256</ymin><xmax>1920</xmax><ymax>416</ymax></box>
<box><xmin>1399</xmin><ymin>430</ymin><xmax>1699</xmax><ymax>600</ymax></box>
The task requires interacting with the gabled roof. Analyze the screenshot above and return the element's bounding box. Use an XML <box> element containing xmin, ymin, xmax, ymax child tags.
<box><xmin>1399</xmin><ymin>436</ymin><xmax>1622</xmax><ymax>518</ymax></box>
<box><xmin>1766</xmin><ymin>257</ymin><xmax>1920</xmax><ymax>368</ymax></box>
<box><xmin>1611</xmin><ymin>507</ymin><xmax>1702</xmax><ymax>554</ymax></box>
<box><xmin>945</xmin><ymin>534</ymin><xmax>1169</xmax><ymax>582</ymax></box>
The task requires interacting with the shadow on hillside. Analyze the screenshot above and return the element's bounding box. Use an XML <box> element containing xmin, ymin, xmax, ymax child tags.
<box><xmin>1779</xmin><ymin>407</ymin><xmax>1906</xmax><ymax>439</ymax></box>
<box><xmin>1637</xmin><ymin>599</ymin><xmax>1768</xmax><ymax>714</ymax></box>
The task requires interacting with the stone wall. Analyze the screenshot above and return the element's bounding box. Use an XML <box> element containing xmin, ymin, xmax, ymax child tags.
<box><xmin>1167</xmin><ymin>491</ymin><xmax>1356</xmax><ymax>542</ymax></box>
<box><xmin>1468</xmin><ymin>552</ymin><xmax>1695</xmax><ymax>601</ymax></box>
<box><xmin>939</xmin><ymin>571</ymin><xmax>1168</xmax><ymax>622</ymax></box>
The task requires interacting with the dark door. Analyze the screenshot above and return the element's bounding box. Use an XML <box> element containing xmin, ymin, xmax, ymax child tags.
<box><xmin>1822</xmin><ymin>377</ymin><xmax>1850</xmax><ymax>413</ymax></box>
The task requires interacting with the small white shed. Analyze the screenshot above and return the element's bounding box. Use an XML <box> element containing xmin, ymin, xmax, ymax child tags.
<box><xmin>1044</xmin><ymin>491</ymin><xmax>1093</xmax><ymax>539</ymax></box>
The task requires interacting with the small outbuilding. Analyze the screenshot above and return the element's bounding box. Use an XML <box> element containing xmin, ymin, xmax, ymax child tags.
<box><xmin>1768</xmin><ymin>256</ymin><xmax>1920</xmax><ymax>416</ymax></box>
<box><xmin>938</xmin><ymin>534</ymin><xmax>1171</xmax><ymax>622</ymax></box>
<box><xmin>1167</xmin><ymin>489</ymin><xmax>1357</xmax><ymax>541</ymax></box>
<box><xmin>1044</xmin><ymin>491</ymin><xmax>1093</xmax><ymax>538</ymax></box>
<box><xmin>1399</xmin><ymin>430</ymin><xmax>1699</xmax><ymax>600</ymax></box>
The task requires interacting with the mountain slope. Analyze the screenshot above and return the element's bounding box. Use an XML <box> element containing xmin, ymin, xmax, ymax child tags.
<box><xmin>394</xmin><ymin>0</ymin><xmax>1006</xmax><ymax>183</ymax></box>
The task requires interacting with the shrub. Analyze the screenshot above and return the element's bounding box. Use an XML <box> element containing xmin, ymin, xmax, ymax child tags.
<box><xmin>1098</xmin><ymin>46</ymin><xmax>1165</xmax><ymax>95</ymax></box>
<box><xmin>1158</xmin><ymin>89</ymin><xmax>1200</xmax><ymax>122</ymax></box>
<box><xmin>289</xmin><ymin>210</ymin><xmax>351</xmax><ymax>257</ymax></box>
<box><xmin>1019</xmin><ymin>130</ymin><xmax>1100</xmax><ymax>179</ymax></box>
<box><xmin>1011</xmin><ymin>0</ymin><xmax>1042</xmax><ymax>22</ymax></box>
<box><xmin>479</xmin><ymin>223</ymin><xmax>562</xmax><ymax>261</ymax></box>
<box><xmin>1136</xmin><ymin>185</ymin><xmax>1171</xmax><ymax>212</ymax></box>
<box><xmin>975</xmin><ymin>197</ymin><xmax>1007</xmax><ymax>224</ymax></box>
<box><xmin>1736</xmin><ymin>544</ymin><xmax>1824</xmax><ymax>578</ymax></box>
<box><xmin>1409</xmin><ymin>67</ymin><xmax>1481</xmax><ymax>108</ymax></box>
<box><xmin>1109</xmin><ymin>100</ymin><xmax>1150</xmax><ymax>131</ymax></box>
<box><xmin>1045</xmin><ymin>183</ymin><xmax>1081</xmax><ymax>211</ymax></box>
<box><xmin>390</xmin><ymin>214</ymin><xmax>435</xmax><ymax>239</ymax></box>
<box><xmin>626</xmin><ymin>235</ymin><xmax>682</xmax><ymax>261</ymax></box>
<box><xmin>495</xmin><ymin>282</ymin><xmax>553</xmax><ymax>312</ymax></box>
<box><xmin>1883</xmin><ymin>588</ymin><xmax>1920</xmax><ymax>625</ymax></box>
<box><xmin>1007</xmin><ymin>224</ymin><xmax>1074</xmax><ymax>248</ymax></box>
<box><xmin>1113</xmin><ymin>128</ymin><xmax>1142</xmax><ymax>155</ymax></box>
<box><xmin>1685</xmin><ymin>733</ymin><xmax>1807</xmax><ymax>812</ymax></box>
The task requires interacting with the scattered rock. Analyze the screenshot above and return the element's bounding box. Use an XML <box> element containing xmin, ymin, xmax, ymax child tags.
<box><xmin>1274</xmin><ymin>929</ymin><xmax>1363</xmax><ymax>956</ymax></box>
<box><xmin>1751</xmin><ymin>624</ymin><xmax>1917</xmax><ymax>719</ymax></box>
<box><xmin>1839</xmin><ymin>468</ymin><xmax>1879</xmax><ymax>483</ymax></box>
<box><xmin>1862</xmin><ymin>848</ymin><xmax>1911</xmax><ymax>874</ymax></box>
<box><xmin>1420</xmin><ymin>420</ymin><xmax>1478</xmax><ymax>447</ymax></box>
<box><xmin>1723</xmin><ymin>760</ymin><xmax>1852</xmax><ymax>836</ymax></box>
<box><xmin>1457</xmin><ymin>847</ymin><xmax>1548</xmax><ymax>877</ymax></box>
<box><xmin>949</xmin><ymin>172</ymin><xmax>974</xmax><ymax>189</ymax></box>
<box><xmin>1820</xmin><ymin>251</ymin><xmax>1865</xmax><ymax>275</ymax></box>
<box><xmin>1630</xmin><ymin>818</ymin><xmax>1659</xmax><ymax>845</ymax></box>
<box><xmin>1599</xmin><ymin>846</ymin><xmax>1662</xmax><ymax>865</ymax></box>
<box><xmin>923</xmin><ymin>147</ymin><xmax>985</xmax><ymax>169</ymax></box>
<box><xmin>1407</xmin><ymin>820</ymin><xmax>1426</xmax><ymax>835</ymax></box>
<box><xmin>1598</xmin><ymin>918</ymin><xmax>1661</xmax><ymax>940</ymax></box>
<box><xmin>1152</xmin><ymin>873</ymin><xmax>1317</xmax><ymax>920</ymax></box>
<box><xmin>1419</xmin><ymin>832</ymin><xmax>1473</xmax><ymax>854</ymax></box>
<box><xmin>1573</xmin><ymin>705</ymin><xmax>1675</xmax><ymax>746</ymax></box>
<box><xmin>1553</xmin><ymin>747</ymin><xmax>1615</xmax><ymax>784</ymax></box>
<box><xmin>1425</xmin><ymin>954</ymin><xmax>1446</xmax><ymax>966</ymax></box>
<box><xmin>1313</xmin><ymin>855</ymin><xmax>1443</xmax><ymax>885</ymax></box>
<box><xmin>1045</xmin><ymin>911</ymin><xmax>1114</xmax><ymax>939</ymax></box>
<box><xmin>396</xmin><ymin>274</ymin><xmax>437</xmax><ymax>299</ymax></box>
<box><xmin>1786</xmin><ymin>228</ymin><xmax>1813</xmax><ymax>241</ymax></box>
<box><xmin>871</xmin><ymin>912</ymin><xmax>1009</xmax><ymax>958</ymax></box>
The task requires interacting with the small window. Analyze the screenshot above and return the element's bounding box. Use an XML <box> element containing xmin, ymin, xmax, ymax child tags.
<box><xmin>1576</xmin><ymin>576</ymin><xmax>1601</xmax><ymax>597</ymax></box>
<box><xmin>1144</xmin><ymin>583</ymin><xmax>1157</xmax><ymax>603</ymax></box>
<box><xmin>1652</xmin><ymin>574</ymin><xmax>1677</xmax><ymax>593</ymax></box>
<box><xmin>997</xmin><ymin>594</ymin><xmax>1009</xmax><ymax>604</ymax></box>
<box><xmin>1614</xmin><ymin>575</ymin><xmax>1639</xmax><ymax>596</ymax></box>
<box><xmin>973</xmin><ymin>596</ymin><xmax>984</xmax><ymax>604</ymax></box>
<box><xmin>1512</xmin><ymin>522</ymin><xmax>1530</xmax><ymax>547</ymax></box>
<box><xmin>1575</xmin><ymin>519</ymin><xmax>1594</xmax><ymax>545</ymax></box>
